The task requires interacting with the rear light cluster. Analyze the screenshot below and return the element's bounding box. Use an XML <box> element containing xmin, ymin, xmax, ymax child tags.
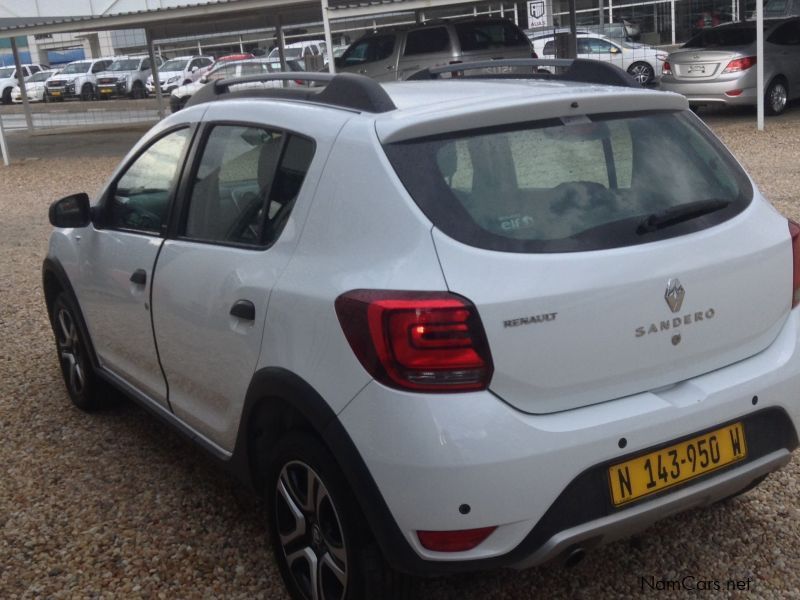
<box><xmin>417</xmin><ymin>526</ymin><xmax>497</xmax><ymax>552</ymax></box>
<box><xmin>662</xmin><ymin>61</ymin><xmax>671</xmax><ymax>75</ymax></box>
<box><xmin>790</xmin><ymin>220</ymin><xmax>800</xmax><ymax>308</ymax></box>
<box><xmin>335</xmin><ymin>290</ymin><xmax>493</xmax><ymax>392</ymax></box>
<box><xmin>723</xmin><ymin>56</ymin><xmax>756</xmax><ymax>73</ymax></box>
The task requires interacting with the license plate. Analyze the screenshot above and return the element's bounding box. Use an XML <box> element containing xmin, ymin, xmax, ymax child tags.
<box><xmin>485</xmin><ymin>65</ymin><xmax>513</xmax><ymax>74</ymax></box>
<box><xmin>100</xmin><ymin>87</ymin><xmax>113</xmax><ymax>94</ymax></box>
<box><xmin>50</xmin><ymin>90</ymin><xmax>61</xmax><ymax>96</ymax></box>
<box><xmin>608</xmin><ymin>422</ymin><xmax>747</xmax><ymax>507</ymax></box>
<box><xmin>688</xmin><ymin>65</ymin><xmax>706</xmax><ymax>74</ymax></box>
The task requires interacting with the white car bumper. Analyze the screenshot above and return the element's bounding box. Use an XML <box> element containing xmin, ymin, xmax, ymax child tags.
<box><xmin>339</xmin><ymin>308</ymin><xmax>800</xmax><ymax>569</ymax></box>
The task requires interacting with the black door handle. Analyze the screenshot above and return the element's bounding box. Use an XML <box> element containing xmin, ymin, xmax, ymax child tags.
<box><xmin>130</xmin><ymin>269</ymin><xmax>147</xmax><ymax>285</ymax></box>
<box><xmin>230</xmin><ymin>299</ymin><xmax>255</xmax><ymax>321</ymax></box>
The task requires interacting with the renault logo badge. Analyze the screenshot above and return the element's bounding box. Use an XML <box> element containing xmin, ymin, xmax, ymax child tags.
<box><xmin>665</xmin><ymin>278</ymin><xmax>685</xmax><ymax>313</ymax></box>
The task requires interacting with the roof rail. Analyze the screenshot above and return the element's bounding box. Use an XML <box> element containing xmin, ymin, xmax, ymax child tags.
<box><xmin>407</xmin><ymin>58</ymin><xmax>641</xmax><ymax>88</ymax></box>
<box><xmin>185</xmin><ymin>71</ymin><xmax>397</xmax><ymax>113</ymax></box>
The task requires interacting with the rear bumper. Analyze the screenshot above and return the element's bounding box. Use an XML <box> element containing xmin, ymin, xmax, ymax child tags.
<box><xmin>337</xmin><ymin>309</ymin><xmax>800</xmax><ymax>575</ymax></box>
<box><xmin>661</xmin><ymin>74</ymin><xmax>757</xmax><ymax>106</ymax></box>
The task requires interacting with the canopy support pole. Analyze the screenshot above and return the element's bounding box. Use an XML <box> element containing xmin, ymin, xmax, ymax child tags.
<box><xmin>10</xmin><ymin>38</ymin><xmax>34</xmax><ymax>133</ymax></box>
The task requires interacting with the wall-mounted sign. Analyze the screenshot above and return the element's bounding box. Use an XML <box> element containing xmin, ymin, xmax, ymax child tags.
<box><xmin>527</xmin><ymin>0</ymin><xmax>549</xmax><ymax>28</ymax></box>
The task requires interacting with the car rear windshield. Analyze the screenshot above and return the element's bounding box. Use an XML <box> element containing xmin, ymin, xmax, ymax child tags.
<box><xmin>683</xmin><ymin>27</ymin><xmax>756</xmax><ymax>47</ymax></box>
<box><xmin>384</xmin><ymin>110</ymin><xmax>752</xmax><ymax>253</ymax></box>
<box><xmin>455</xmin><ymin>21</ymin><xmax>530</xmax><ymax>52</ymax></box>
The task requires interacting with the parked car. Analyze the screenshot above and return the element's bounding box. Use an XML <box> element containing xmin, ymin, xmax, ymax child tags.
<box><xmin>146</xmin><ymin>55</ymin><xmax>214</xmax><ymax>94</ymax></box>
<box><xmin>267</xmin><ymin>40</ymin><xmax>326</xmax><ymax>63</ymax></box>
<box><xmin>11</xmin><ymin>69</ymin><xmax>58</xmax><ymax>103</ymax></box>
<box><xmin>96</xmin><ymin>55</ymin><xmax>163</xmax><ymax>99</ymax></box>
<box><xmin>532</xmin><ymin>33</ymin><xmax>666</xmax><ymax>83</ymax></box>
<box><xmin>336</xmin><ymin>17</ymin><xmax>535</xmax><ymax>80</ymax></box>
<box><xmin>43</xmin><ymin>60</ymin><xmax>800</xmax><ymax>599</ymax></box>
<box><xmin>45</xmin><ymin>58</ymin><xmax>117</xmax><ymax>101</ymax></box>
<box><xmin>169</xmin><ymin>58</ymin><xmax>305</xmax><ymax>112</ymax></box>
<box><xmin>527</xmin><ymin>25</ymin><xmax>644</xmax><ymax>47</ymax></box>
<box><xmin>661</xmin><ymin>17</ymin><xmax>800</xmax><ymax>115</ymax></box>
<box><xmin>214</xmin><ymin>53</ymin><xmax>256</xmax><ymax>63</ymax></box>
<box><xmin>0</xmin><ymin>63</ymin><xmax>48</xmax><ymax>104</ymax></box>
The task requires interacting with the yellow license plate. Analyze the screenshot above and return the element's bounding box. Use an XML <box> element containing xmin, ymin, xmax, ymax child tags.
<box><xmin>100</xmin><ymin>88</ymin><xmax>112</xmax><ymax>94</ymax></box>
<box><xmin>50</xmin><ymin>90</ymin><xmax>61</xmax><ymax>96</ymax></box>
<box><xmin>608</xmin><ymin>422</ymin><xmax>747</xmax><ymax>507</ymax></box>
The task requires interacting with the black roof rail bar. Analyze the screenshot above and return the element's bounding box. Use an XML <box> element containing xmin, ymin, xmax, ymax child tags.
<box><xmin>408</xmin><ymin>58</ymin><xmax>641</xmax><ymax>88</ymax></box>
<box><xmin>186</xmin><ymin>71</ymin><xmax>397</xmax><ymax>113</ymax></box>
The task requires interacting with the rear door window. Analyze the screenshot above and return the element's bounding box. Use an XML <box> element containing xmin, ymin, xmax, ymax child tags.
<box><xmin>455</xmin><ymin>21</ymin><xmax>529</xmax><ymax>52</ymax></box>
<box><xmin>341</xmin><ymin>36</ymin><xmax>395</xmax><ymax>65</ymax></box>
<box><xmin>404</xmin><ymin>27</ymin><xmax>451</xmax><ymax>55</ymax></box>
<box><xmin>183</xmin><ymin>125</ymin><xmax>314</xmax><ymax>247</ymax></box>
<box><xmin>384</xmin><ymin>111</ymin><xmax>751</xmax><ymax>252</ymax></box>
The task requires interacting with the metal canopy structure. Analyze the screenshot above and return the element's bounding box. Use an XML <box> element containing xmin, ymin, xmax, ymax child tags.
<box><xmin>0</xmin><ymin>0</ymin><xmax>524</xmax><ymax>164</ymax></box>
<box><xmin>0</xmin><ymin>1</ymin><xmax>324</xmax><ymax>38</ymax></box>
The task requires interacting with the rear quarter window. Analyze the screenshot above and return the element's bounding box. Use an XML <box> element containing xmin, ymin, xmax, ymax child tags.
<box><xmin>455</xmin><ymin>21</ymin><xmax>530</xmax><ymax>52</ymax></box>
<box><xmin>384</xmin><ymin>111</ymin><xmax>752</xmax><ymax>253</ymax></box>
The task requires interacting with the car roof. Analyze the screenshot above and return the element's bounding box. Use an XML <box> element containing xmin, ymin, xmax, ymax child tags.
<box><xmin>374</xmin><ymin>82</ymin><xmax>683</xmax><ymax>143</ymax></box>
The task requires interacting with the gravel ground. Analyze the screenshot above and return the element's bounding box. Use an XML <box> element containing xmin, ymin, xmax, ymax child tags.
<box><xmin>2</xmin><ymin>109</ymin><xmax>800</xmax><ymax>599</ymax></box>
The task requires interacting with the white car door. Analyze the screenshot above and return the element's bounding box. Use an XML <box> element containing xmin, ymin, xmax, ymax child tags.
<box><xmin>580</xmin><ymin>37</ymin><xmax>627</xmax><ymax>70</ymax></box>
<box><xmin>74</xmin><ymin>126</ymin><xmax>194</xmax><ymax>405</ymax></box>
<box><xmin>150</xmin><ymin>102</ymin><xmax>345</xmax><ymax>451</ymax></box>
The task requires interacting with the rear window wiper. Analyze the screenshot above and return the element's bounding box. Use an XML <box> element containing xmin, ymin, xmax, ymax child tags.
<box><xmin>637</xmin><ymin>199</ymin><xmax>730</xmax><ymax>235</ymax></box>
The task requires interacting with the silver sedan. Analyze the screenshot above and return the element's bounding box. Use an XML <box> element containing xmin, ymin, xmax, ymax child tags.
<box><xmin>661</xmin><ymin>17</ymin><xmax>800</xmax><ymax>115</ymax></box>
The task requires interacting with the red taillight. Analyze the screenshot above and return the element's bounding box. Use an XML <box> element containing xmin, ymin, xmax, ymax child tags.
<box><xmin>417</xmin><ymin>527</ymin><xmax>497</xmax><ymax>552</ymax></box>
<box><xmin>335</xmin><ymin>290</ymin><xmax>493</xmax><ymax>392</ymax></box>
<box><xmin>790</xmin><ymin>220</ymin><xmax>800</xmax><ymax>308</ymax></box>
<box><xmin>722</xmin><ymin>56</ymin><xmax>756</xmax><ymax>73</ymax></box>
<box><xmin>662</xmin><ymin>61</ymin><xmax>671</xmax><ymax>75</ymax></box>
<box><xmin>725</xmin><ymin>89</ymin><xmax>743</xmax><ymax>96</ymax></box>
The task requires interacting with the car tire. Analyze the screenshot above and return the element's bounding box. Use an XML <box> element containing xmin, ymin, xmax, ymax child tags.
<box><xmin>1</xmin><ymin>86</ymin><xmax>11</xmax><ymax>104</ymax></box>
<box><xmin>80</xmin><ymin>83</ymin><xmax>94</xmax><ymax>101</ymax></box>
<box><xmin>627</xmin><ymin>62</ymin><xmax>654</xmax><ymax>85</ymax></box>
<box><xmin>765</xmin><ymin>78</ymin><xmax>788</xmax><ymax>116</ymax></box>
<box><xmin>50</xmin><ymin>292</ymin><xmax>100</xmax><ymax>411</ymax></box>
<box><xmin>131</xmin><ymin>81</ymin><xmax>145</xmax><ymax>99</ymax></box>
<box><xmin>267</xmin><ymin>431</ymin><xmax>414</xmax><ymax>600</ymax></box>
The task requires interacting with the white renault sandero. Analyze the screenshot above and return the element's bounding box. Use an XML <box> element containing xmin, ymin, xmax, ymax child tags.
<box><xmin>43</xmin><ymin>61</ymin><xmax>800</xmax><ymax>600</ymax></box>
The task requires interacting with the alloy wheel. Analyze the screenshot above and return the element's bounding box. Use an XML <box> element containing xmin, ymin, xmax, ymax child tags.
<box><xmin>769</xmin><ymin>82</ymin><xmax>787</xmax><ymax>115</ymax></box>
<box><xmin>628</xmin><ymin>63</ymin><xmax>653</xmax><ymax>85</ymax></box>
<box><xmin>275</xmin><ymin>460</ymin><xmax>348</xmax><ymax>600</ymax></box>
<box><xmin>55</xmin><ymin>307</ymin><xmax>85</xmax><ymax>396</ymax></box>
